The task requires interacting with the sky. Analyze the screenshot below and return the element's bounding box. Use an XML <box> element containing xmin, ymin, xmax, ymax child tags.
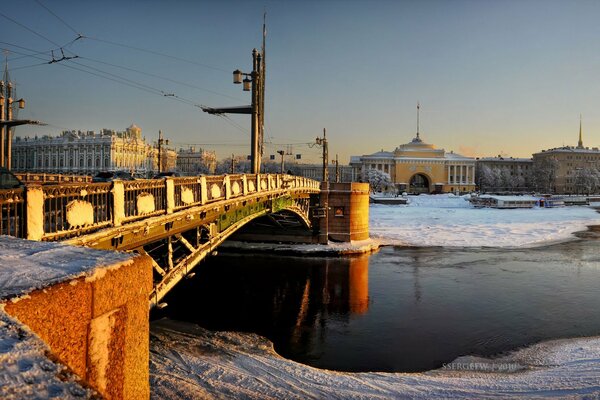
<box><xmin>1</xmin><ymin>0</ymin><xmax>600</xmax><ymax>164</ymax></box>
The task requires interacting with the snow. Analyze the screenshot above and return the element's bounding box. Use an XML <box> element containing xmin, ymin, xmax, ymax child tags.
<box><xmin>0</xmin><ymin>235</ymin><xmax>134</xmax><ymax>300</ymax></box>
<box><xmin>149</xmin><ymin>195</ymin><xmax>600</xmax><ymax>398</ymax></box>
<box><xmin>370</xmin><ymin>194</ymin><xmax>600</xmax><ymax>248</ymax></box>
<box><xmin>220</xmin><ymin>238</ymin><xmax>381</xmax><ymax>255</ymax></box>
<box><xmin>150</xmin><ymin>319</ymin><xmax>600</xmax><ymax>399</ymax></box>
<box><xmin>0</xmin><ymin>308</ymin><xmax>93</xmax><ymax>399</ymax></box>
<box><xmin>0</xmin><ymin>236</ymin><xmax>137</xmax><ymax>398</ymax></box>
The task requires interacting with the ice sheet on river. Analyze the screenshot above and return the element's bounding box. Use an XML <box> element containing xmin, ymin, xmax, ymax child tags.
<box><xmin>150</xmin><ymin>319</ymin><xmax>600</xmax><ymax>399</ymax></box>
<box><xmin>370</xmin><ymin>195</ymin><xmax>600</xmax><ymax>248</ymax></box>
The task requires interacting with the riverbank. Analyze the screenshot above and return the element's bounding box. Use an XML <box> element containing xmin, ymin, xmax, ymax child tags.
<box><xmin>150</xmin><ymin>319</ymin><xmax>600</xmax><ymax>399</ymax></box>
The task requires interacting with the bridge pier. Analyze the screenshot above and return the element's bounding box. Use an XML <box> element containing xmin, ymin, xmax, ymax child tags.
<box><xmin>317</xmin><ymin>182</ymin><xmax>329</xmax><ymax>245</ymax></box>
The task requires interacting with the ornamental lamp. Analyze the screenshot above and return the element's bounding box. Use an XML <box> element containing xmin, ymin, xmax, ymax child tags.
<box><xmin>243</xmin><ymin>77</ymin><xmax>251</xmax><ymax>92</ymax></box>
<box><xmin>233</xmin><ymin>69</ymin><xmax>243</xmax><ymax>84</ymax></box>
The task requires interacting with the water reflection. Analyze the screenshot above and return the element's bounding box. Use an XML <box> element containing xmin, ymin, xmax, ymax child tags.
<box><xmin>157</xmin><ymin>253</ymin><xmax>370</xmax><ymax>366</ymax></box>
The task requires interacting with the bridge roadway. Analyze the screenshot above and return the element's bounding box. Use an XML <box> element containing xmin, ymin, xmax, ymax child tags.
<box><xmin>0</xmin><ymin>174</ymin><xmax>321</xmax><ymax>306</ymax></box>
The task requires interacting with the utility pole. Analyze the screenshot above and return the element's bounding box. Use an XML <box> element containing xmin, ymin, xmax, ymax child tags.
<box><xmin>202</xmin><ymin>48</ymin><xmax>264</xmax><ymax>174</ymax></box>
<box><xmin>231</xmin><ymin>153</ymin><xmax>235</xmax><ymax>174</ymax></box>
<box><xmin>277</xmin><ymin>150</ymin><xmax>285</xmax><ymax>174</ymax></box>
<box><xmin>157</xmin><ymin>130</ymin><xmax>168</xmax><ymax>173</ymax></box>
<box><xmin>316</xmin><ymin>128</ymin><xmax>329</xmax><ymax>182</ymax></box>
<box><xmin>0</xmin><ymin>60</ymin><xmax>39</xmax><ymax>170</ymax></box>
<box><xmin>333</xmin><ymin>154</ymin><xmax>339</xmax><ymax>183</ymax></box>
<box><xmin>202</xmin><ymin>17</ymin><xmax>267</xmax><ymax>175</ymax></box>
<box><xmin>1</xmin><ymin>79</ymin><xmax>25</xmax><ymax>170</ymax></box>
<box><xmin>250</xmin><ymin>49</ymin><xmax>262</xmax><ymax>174</ymax></box>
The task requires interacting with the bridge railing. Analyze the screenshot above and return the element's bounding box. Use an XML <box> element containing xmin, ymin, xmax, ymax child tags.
<box><xmin>173</xmin><ymin>177</ymin><xmax>203</xmax><ymax>210</ymax></box>
<box><xmin>122</xmin><ymin>180</ymin><xmax>166</xmax><ymax>223</ymax></box>
<box><xmin>0</xmin><ymin>173</ymin><xmax>320</xmax><ymax>241</ymax></box>
<box><xmin>41</xmin><ymin>183</ymin><xmax>113</xmax><ymax>240</ymax></box>
<box><xmin>14</xmin><ymin>172</ymin><xmax>92</xmax><ymax>185</ymax></box>
<box><xmin>0</xmin><ymin>188</ymin><xmax>25</xmax><ymax>237</ymax></box>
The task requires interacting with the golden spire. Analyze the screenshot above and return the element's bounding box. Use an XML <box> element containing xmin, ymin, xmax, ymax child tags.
<box><xmin>578</xmin><ymin>114</ymin><xmax>583</xmax><ymax>148</ymax></box>
<box><xmin>416</xmin><ymin>102</ymin><xmax>420</xmax><ymax>140</ymax></box>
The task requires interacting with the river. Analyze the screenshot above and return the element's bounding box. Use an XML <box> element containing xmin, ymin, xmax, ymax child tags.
<box><xmin>153</xmin><ymin>228</ymin><xmax>600</xmax><ymax>373</ymax></box>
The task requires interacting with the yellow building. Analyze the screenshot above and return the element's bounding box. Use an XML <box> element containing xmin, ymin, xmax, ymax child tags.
<box><xmin>350</xmin><ymin>110</ymin><xmax>475</xmax><ymax>193</ymax></box>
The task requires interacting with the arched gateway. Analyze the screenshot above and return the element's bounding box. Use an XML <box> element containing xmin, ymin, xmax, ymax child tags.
<box><xmin>409</xmin><ymin>173</ymin><xmax>430</xmax><ymax>193</ymax></box>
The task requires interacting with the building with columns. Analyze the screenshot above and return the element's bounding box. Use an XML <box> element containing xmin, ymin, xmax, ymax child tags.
<box><xmin>12</xmin><ymin>124</ymin><xmax>176</xmax><ymax>176</ymax></box>
<box><xmin>350</xmin><ymin>107</ymin><xmax>475</xmax><ymax>193</ymax></box>
<box><xmin>176</xmin><ymin>147</ymin><xmax>217</xmax><ymax>175</ymax></box>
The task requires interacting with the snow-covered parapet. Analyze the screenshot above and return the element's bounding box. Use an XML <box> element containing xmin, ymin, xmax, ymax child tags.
<box><xmin>0</xmin><ymin>236</ymin><xmax>133</xmax><ymax>300</ymax></box>
<box><xmin>0</xmin><ymin>236</ymin><xmax>153</xmax><ymax>399</ymax></box>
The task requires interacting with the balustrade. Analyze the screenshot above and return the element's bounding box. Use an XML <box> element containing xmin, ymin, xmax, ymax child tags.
<box><xmin>0</xmin><ymin>174</ymin><xmax>319</xmax><ymax>241</ymax></box>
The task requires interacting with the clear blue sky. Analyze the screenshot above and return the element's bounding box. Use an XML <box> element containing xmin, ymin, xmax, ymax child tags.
<box><xmin>2</xmin><ymin>0</ymin><xmax>600</xmax><ymax>164</ymax></box>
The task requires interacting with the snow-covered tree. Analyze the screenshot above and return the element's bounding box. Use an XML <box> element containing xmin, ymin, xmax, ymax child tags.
<box><xmin>574</xmin><ymin>167</ymin><xmax>600</xmax><ymax>194</ymax></box>
<box><xmin>532</xmin><ymin>158</ymin><xmax>558</xmax><ymax>193</ymax></box>
<box><xmin>477</xmin><ymin>165</ymin><xmax>496</xmax><ymax>192</ymax></box>
<box><xmin>366</xmin><ymin>168</ymin><xmax>392</xmax><ymax>193</ymax></box>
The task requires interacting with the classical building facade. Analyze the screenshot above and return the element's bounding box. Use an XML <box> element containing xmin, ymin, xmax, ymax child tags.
<box><xmin>12</xmin><ymin>125</ymin><xmax>177</xmax><ymax>176</ymax></box>
<box><xmin>532</xmin><ymin>122</ymin><xmax>600</xmax><ymax>194</ymax></box>
<box><xmin>350</xmin><ymin>131</ymin><xmax>476</xmax><ymax>193</ymax></box>
<box><xmin>176</xmin><ymin>147</ymin><xmax>217</xmax><ymax>175</ymax></box>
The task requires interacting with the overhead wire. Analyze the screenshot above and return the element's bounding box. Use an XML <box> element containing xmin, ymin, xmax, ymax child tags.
<box><xmin>77</xmin><ymin>56</ymin><xmax>244</xmax><ymax>102</ymax></box>
<box><xmin>33</xmin><ymin>0</ymin><xmax>81</xmax><ymax>36</ymax></box>
<box><xmin>0</xmin><ymin>11</ymin><xmax>62</xmax><ymax>47</ymax></box>
<box><xmin>3</xmin><ymin>8</ymin><xmax>256</xmax><ymax>141</ymax></box>
<box><xmin>84</xmin><ymin>36</ymin><xmax>230</xmax><ymax>74</ymax></box>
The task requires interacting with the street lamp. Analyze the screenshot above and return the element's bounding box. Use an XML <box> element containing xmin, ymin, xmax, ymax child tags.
<box><xmin>204</xmin><ymin>48</ymin><xmax>265</xmax><ymax>174</ymax></box>
<box><xmin>277</xmin><ymin>150</ymin><xmax>285</xmax><ymax>174</ymax></box>
<box><xmin>232</xmin><ymin>49</ymin><xmax>262</xmax><ymax>173</ymax></box>
<box><xmin>0</xmin><ymin>80</ymin><xmax>27</xmax><ymax>170</ymax></box>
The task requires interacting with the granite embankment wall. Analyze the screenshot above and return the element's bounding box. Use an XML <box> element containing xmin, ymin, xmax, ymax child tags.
<box><xmin>1</xmin><ymin>239</ymin><xmax>152</xmax><ymax>400</ymax></box>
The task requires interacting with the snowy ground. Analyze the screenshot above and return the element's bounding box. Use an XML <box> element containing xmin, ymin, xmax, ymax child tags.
<box><xmin>150</xmin><ymin>320</ymin><xmax>600</xmax><ymax>399</ymax></box>
<box><xmin>370</xmin><ymin>195</ymin><xmax>600</xmax><ymax>248</ymax></box>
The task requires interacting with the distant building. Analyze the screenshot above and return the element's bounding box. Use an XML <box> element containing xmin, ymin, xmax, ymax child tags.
<box><xmin>532</xmin><ymin>118</ymin><xmax>600</xmax><ymax>194</ymax></box>
<box><xmin>148</xmin><ymin>146</ymin><xmax>178</xmax><ymax>175</ymax></box>
<box><xmin>176</xmin><ymin>147</ymin><xmax>217</xmax><ymax>175</ymax></box>
<box><xmin>349</xmin><ymin>106</ymin><xmax>475</xmax><ymax>193</ymax></box>
<box><xmin>475</xmin><ymin>156</ymin><xmax>533</xmax><ymax>192</ymax></box>
<box><xmin>12</xmin><ymin>125</ymin><xmax>178</xmax><ymax>176</ymax></box>
<box><xmin>292</xmin><ymin>164</ymin><xmax>355</xmax><ymax>182</ymax></box>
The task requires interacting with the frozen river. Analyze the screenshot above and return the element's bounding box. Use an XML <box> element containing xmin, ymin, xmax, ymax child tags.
<box><xmin>151</xmin><ymin>198</ymin><xmax>600</xmax><ymax>398</ymax></box>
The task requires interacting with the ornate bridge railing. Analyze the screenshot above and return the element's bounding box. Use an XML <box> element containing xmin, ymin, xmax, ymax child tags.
<box><xmin>0</xmin><ymin>174</ymin><xmax>320</xmax><ymax>241</ymax></box>
<box><xmin>14</xmin><ymin>172</ymin><xmax>92</xmax><ymax>185</ymax></box>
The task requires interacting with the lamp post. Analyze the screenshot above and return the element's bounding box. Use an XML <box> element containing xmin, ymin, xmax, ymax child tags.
<box><xmin>332</xmin><ymin>154</ymin><xmax>339</xmax><ymax>183</ymax></box>
<box><xmin>157</xmin><ymin>130</ymin><xmax>169</xmax><ymax>174</ymax></box>
<box><xmin>277</xmin><ymin>150</ymin><xmax>286</xmax><ymax>174</ymax></box>
<box><xmin>203</xmin><ymin>48</ymin><xmax>264</xmax><ymax>174</ymax></box>
<box><xmin>0</xmin><ymin>80</ymin><xmax>25</xmax><ymax>170</ymax></box>
<box><xmin>315</xmin><ymin>128</ymin><xmax>329</xmax><ymax>183</ymax></box>
<box><xmin>232</xmin><ymin>49</ymin><xmax>262</xmax><ymax>174</ymax></box>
